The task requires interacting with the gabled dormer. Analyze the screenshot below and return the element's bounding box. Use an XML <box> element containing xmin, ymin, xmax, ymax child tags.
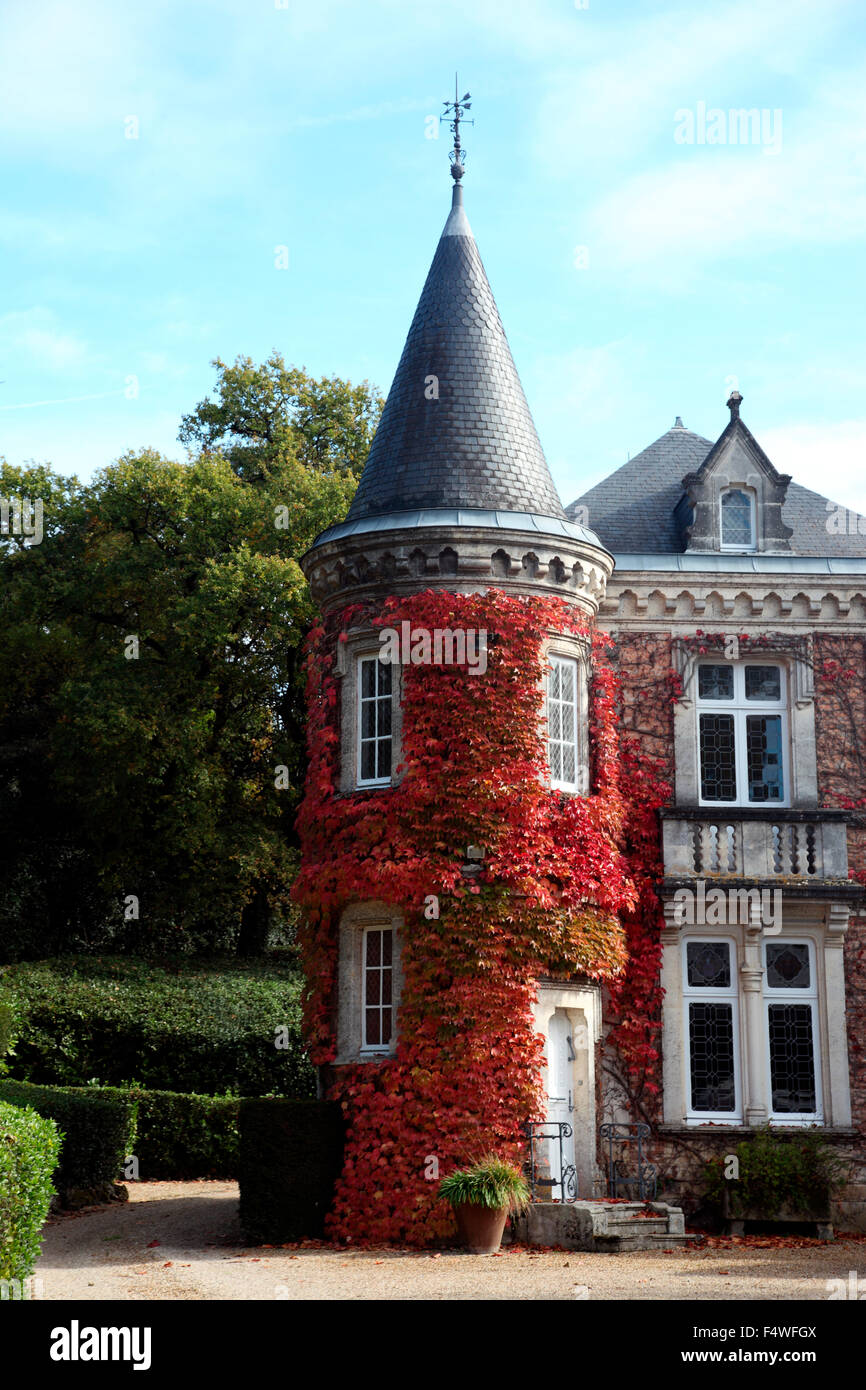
<box><xmin>677</xmin><ymin>391</ymin><xmax>793</xmax><ymax>554</ymax></box>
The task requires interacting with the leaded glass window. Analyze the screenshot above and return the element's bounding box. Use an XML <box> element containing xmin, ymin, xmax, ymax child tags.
<box><xmin>687</xmin><ymin>941</ymin><xmax>732</xmax><ymax>989</ymax></box>
<box><xmin>721</xmin><ymin>488</ymin><xmax>756</xmax><ymax>549</ymax></box>
<box><xmin>696</xmin><ymin>662</ymin><xmax>787</xmax><ymax>807</ymax></box>
<box><xmin>699</xmin><ymin>714</ymin><xmax>737</xmax><ymax>801</ymax></box>
<box><xmin>698</xmin><ymin>665</ymin><xmax>734</xmax><ymax>701</ymax></box>
<box><xmin>689</xmin><ymin>1003</ymin><xmax>737</xmax><ymax>1113</ymax></box>
<box><xmin>766</xmin><ymin>943</ymin><xmax>810</xmax><ymax>989</ymax></box>
<box><xmin>763</xmin><ymin>939</ymin><xmax>819</xmax><ymax>1118</ymax></box>
<box><xmin>547</xmin><ymin>655</ymin><xmax>580</xmax><ymax>791</ymax></box>
<box><xmin>767</xmin><ymin>1006</ymin><xmax>817</xmax><ymax>1114</ymax></box>
<box><xmin>683</xmin><ymin>939</ymin><xmax>739</xmax><ymax>1118</ymax></box>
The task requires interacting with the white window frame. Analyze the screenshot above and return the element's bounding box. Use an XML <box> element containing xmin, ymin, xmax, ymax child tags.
<box><xmin>720</xmin><ymin>486</ymin><xmax>757</xmax><ymax>552</ymax></box>
<box><xmin>762</xmin><ymin>937</ymin><xmax>823</xmax><ymax>1124</ymax></box>
<box><xmin>682</xmin><ymin>935</ymin><xmax>743</xmax><ymax>1123</ymax></box>
<box><xmin>360</xmin><ymin>925</ymin><xmax>394</xmax><ymax>1055</ymax></box>
<box><xmin>356</xmin><ymin>653</ymin><xmax>393</xmax><ymax>789</ymax></box>
<box><xmin>547</xmin><ymin>654</ymin><xmax>581</xmax><ymax>792</ymax></box>
<box><xmin>696</xmin><ymin>660</ymin><xmax>790</xmax><ymax>808</ymax></box>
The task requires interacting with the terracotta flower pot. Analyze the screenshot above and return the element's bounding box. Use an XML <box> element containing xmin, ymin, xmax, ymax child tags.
<box><xmin>453</xmin><ymin>1202</ymin><xmax>509</xmax><ymax>1254</ymax></box>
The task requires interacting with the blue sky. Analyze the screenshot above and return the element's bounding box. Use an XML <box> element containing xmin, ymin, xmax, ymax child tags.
<box><xmin>2</xmin><ymin>0</ymin><xmax>866</xmax><ymax>512</ymax></box>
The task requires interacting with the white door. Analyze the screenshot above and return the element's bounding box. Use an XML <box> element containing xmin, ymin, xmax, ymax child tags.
<box><xmin>545</xmin><ymin>1012</ymin><xmax>576</xmax><ymax>1199</ymax></box>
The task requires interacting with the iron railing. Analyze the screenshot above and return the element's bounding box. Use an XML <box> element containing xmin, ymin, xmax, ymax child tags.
<box><xmin>599</xmin><ymin>1122</ymin><xmax>657</xmax><ymax>1201</ymax></box>
<box><xmin>525</xmin><ymin>1121</ymin><xmax>578</xmax><ymax>1203</ymax></box>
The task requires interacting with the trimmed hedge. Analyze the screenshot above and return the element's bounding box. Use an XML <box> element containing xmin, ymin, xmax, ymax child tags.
<box><xmin>0</xmin><ymin>1082</ymin><xmax>240</xmax><ymax>1180</ymax></box>
<box><xmin>0</xmin><ymin>1080</ymin><xmax>135</xmax><ymax>1199</ymax></box>
<box><xmin>125</xmin><ymin>1088</ymin><xmax>239</xmax><ymax>1179</ymax></box>
<box><xmin>238</xmin><ymin>1100</ymin><xmax>345</xmax><ymax>1243</ymax></box>
<box><xmin>0</xmin><ymin>1099</ymin><xmax>61</xmax><ymax>1282</ymax></box>
<box><xmin>2</xmin><ymin>955</ymin><xmax>315</xmax><ymax>1098</ymax></box>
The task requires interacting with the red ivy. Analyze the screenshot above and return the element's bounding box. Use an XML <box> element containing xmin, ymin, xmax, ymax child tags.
<box><xmin>293</xmin><ymin>590</ymin><xmax>668</xmax><ymax>1244</ymax></box>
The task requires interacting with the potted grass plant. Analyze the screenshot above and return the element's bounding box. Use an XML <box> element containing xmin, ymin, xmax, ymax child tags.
<box><xmin>438</xmin><ymin>1155</ymin><xmax>530</xmax><ymax>1253</ymax></box>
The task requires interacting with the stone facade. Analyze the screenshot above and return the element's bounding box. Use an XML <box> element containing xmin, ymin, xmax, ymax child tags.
<box><xmin>601</xmin><ymin>617</ymin><xmax>866</xmax><ymax>1230</ymax></box>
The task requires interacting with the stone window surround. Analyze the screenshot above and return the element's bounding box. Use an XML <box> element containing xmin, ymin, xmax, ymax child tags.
<box><xmin>335</xmin><ymin>625</ymin><xmax>404</xmax><ymax>793</ymax></box>
<box><xmin>671</xmin><ymin>638</ymin><xmax>817</xmax><ymax>807</ymax></box>
<box><xmin>335</xmin><ymin>624</ymin><xmax>591</xmax><ymax>796</ymax></box>
<box><xmin>660</xmin><ymin>900</ymin><xmax>852</xmax><ymax>1130</ymax></box>
<box><xmin>335</xmin><ymin>902</ymin><xmax>404</xmax><ymax>1064</ymax></box>
<box><xmin>684</xmin><ymin>450</ymin><xmax>791</xmax><ymax>556</ymax></box>
<box><xmin>533</xmin><ymin>979</ymin><xmax>603</xmax><ymax>1201</ymax></box>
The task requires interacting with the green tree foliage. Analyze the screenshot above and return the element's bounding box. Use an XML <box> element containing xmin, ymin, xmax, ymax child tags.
<box><xmin>0</xmin><ymin>361</ymin><xmax>381</xmax><ymax>957</ymax></box>
<box><xmin>179</xmin><ymin>352</ymin><xmax>383</xmax><ymax>484</ymax></box>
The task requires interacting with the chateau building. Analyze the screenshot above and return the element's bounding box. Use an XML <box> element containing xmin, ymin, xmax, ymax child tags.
<box><xmin>299</xmin><ymin>135</ymin><xmax>866</xmax><ymax>1234</ymax></box>
<box><xmin>569</xmin><ymin>402</ymin><xmax>866</xmax><ymax>1228</ymax></box>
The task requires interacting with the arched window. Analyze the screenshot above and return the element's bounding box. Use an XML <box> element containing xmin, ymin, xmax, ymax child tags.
<box><xmin>720</xmin><ymin>488</ymin><xmax>756</xmax><ymax>550</ymax></box>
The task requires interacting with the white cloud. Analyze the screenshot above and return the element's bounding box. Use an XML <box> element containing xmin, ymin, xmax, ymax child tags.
<box><xmin>761</xmin><ymin>420</ymin><xmax>866</xmax><ymax>515</ymax></box>
<box><xmin>0</xmin><ymin>308</ymin><xmax>90</xmax><ymax>371</ymax></box>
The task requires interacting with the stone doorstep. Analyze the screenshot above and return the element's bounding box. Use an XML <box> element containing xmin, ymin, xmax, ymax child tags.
<box><xmin>513</xmin><ymin>1200</ymin><xmax>696</xmax><ymax>1253</ymax></box>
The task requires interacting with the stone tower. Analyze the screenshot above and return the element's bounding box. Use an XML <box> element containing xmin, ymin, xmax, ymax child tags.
<box><xmin>302</xmin><ymin>176</ymin><xmax>611</xmax><ymax>618</ymax></box>
<box><xmin>297</xmin><ymin>140</ymin><xmax>620</xmax><ymax>1242</ymax></box>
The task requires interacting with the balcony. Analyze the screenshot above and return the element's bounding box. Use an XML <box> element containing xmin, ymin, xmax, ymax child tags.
<box><xmin>661</xmin><ymin>808</ymin><xmax>856</xmax><ymax>888</ymax></box>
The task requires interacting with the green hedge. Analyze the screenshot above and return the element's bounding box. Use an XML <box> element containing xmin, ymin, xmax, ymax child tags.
<box><xmin>0</xmin><ymin>1082</ymin><xmax>241</xmax><ymax>1180</ymax></box>
<box><xmin>238</xmin><ymin>1100</ymin><xmax>344</xmax><ymax>1243</ymax></box>
<box><xmin>0</xmin><ymin>1080</ymin><xmax>135</xmax><ymax>1198</ymax></box>
<box><xmin>124</xmin><ymin>1088</ymin><xmax>239</xmax><ymax>1179</ymax></box>
<box><xmin>2</xmin><ymin>955</ymin><xmax>315</xmax><ymax>1098</ymax></box>
<box><xmin>0</xmin><ymin>1099</ymin><xmax>61</xmax><ymax>1283</ymax></box>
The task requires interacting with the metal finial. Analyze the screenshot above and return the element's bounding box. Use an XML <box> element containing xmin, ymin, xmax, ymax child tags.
<box><xmin>440</xmin><ymin>73</ymin><xmax>473</xmax><ymax>183</ymax></box>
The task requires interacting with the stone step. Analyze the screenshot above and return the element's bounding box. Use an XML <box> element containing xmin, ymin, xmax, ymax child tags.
<box><xmin>594</xmin><ymin>1231</ymin><xmax>697</xmax><ymax>1252</ymax></box>
<box><xmin>604</xmin><ymin>1217</ymin><xmax>669</xmax><ymax>1235</ymax></box>
<box><xmin>515</xmin><ymin>1200</ymin><xmax>692</xmax><ymax>1253</ymax></box>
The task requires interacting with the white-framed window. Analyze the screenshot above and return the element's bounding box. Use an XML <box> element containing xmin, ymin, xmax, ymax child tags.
<box><xmin>763</xmin><ymin>938</ymin><xmax>822</xmax><ymax>1122</ymax></box>
<box><xmin>547</xmin><ymin>654</ymin><xmax>580</xmax><ymax>791</ymax></box>
<box><xmin>681</xmin><ymin>935</ymin><xmax>825</xmax><ymax>1127</ymax></box>
<box><xmin>696</xmin><ymin>661</ymin><xmax>788</xmax><ymax>807</ymax></box>
<box><xmin>720</xmin><ymin>487</ymin><xmax>757</xmax><ymax>551</ymax></box>
<box><xmin>683</xmin><ymin>937</ymin><xmax>742</xmax><ymax>1121</ymax></box>
<box><xmin>361</xmin><ymin>926</ymin><xmax>393</xmax><ymax>1053</ymax></box>
<box><xmin>357</xmin><ymin>655</ymin><xmax>393</xmax><ymax>787</ymax></box>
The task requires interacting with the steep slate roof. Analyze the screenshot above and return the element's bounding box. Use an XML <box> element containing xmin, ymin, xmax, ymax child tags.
<box><xmin>346</xmin><ymin>185</ymin><xmax>566</xmax><ymax>522</ymax></box>
<box><xmin>566</xmin><ymin>421</ymin><xmax>866</xmax><ymax>559</ymax></box>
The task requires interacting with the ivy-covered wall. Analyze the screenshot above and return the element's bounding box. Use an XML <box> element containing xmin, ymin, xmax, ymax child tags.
<box><xmin>293</xmin><ymin>589</ymin><xmax>666</xmax><ymax>1245</ymax></box>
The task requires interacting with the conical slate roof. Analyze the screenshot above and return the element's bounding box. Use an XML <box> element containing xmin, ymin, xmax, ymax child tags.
<box><xmin>346</xmin><ymin>184</ymin><xmax>566</xmax><ymax>522</ymax></box>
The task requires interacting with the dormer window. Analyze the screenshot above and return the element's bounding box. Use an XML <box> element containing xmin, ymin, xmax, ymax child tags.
<box><xmin>720</xmin><ymin>487</ymin><xmax>756</xmax><ymax>550</ymax></box>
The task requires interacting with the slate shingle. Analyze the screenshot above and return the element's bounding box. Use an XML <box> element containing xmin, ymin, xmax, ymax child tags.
<box><xmin>346</xmin><ymin>187</ymin><xmax>566</xmax><ymax>522</ymax></box>
<box><xmin>566</xmin><ymin>424</ymin><xmax>866</xmax><ymax>559</ymax></box>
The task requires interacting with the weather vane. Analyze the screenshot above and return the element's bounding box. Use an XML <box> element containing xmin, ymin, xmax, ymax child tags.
<box><xmin>440</xmin><ymin>74</ymin><xmax>473</xmax><ymax>183</ymax></box>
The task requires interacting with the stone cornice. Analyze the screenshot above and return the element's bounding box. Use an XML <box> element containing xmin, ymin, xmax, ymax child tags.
<box><xmin>301</xmin><ymin>522</ymin><xmax>615</xmax><ymax>617</ymax></box>
<box><xmin>601</xmin><ymin>569</ymin><xmax>866</xmax><ymax>631</ymax></box>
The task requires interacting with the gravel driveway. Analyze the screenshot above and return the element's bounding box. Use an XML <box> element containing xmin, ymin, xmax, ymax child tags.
<box><xmin>35</xmin><ymin>1181</ymin><xmax>866</xmax><ymax>1301</ymax></box>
